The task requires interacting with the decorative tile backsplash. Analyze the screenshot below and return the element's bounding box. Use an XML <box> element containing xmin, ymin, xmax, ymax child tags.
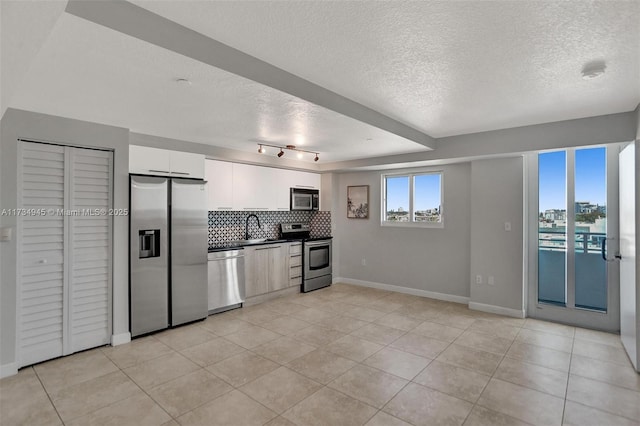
<box><xmin>208</xmin><ymin>210</ymin><xmax>332</xmax><ymax>248</ymax></box>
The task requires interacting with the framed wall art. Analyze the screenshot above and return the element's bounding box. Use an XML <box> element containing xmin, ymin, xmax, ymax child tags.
<box><xmin>347</xmin><ymin>185</ymin><xmax>369</xmax><ymax>219</ymax></box>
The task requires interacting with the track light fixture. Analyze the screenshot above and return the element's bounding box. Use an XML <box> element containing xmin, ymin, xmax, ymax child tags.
<box><xmin>257</xmin><ymin>143</ymin><xmax>320</xmax><ymax>162</ymax></box>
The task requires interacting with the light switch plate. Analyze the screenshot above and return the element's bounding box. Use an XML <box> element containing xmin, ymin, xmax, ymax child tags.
<box><xmin>0</xmin><ymin>227</ymin><xmax>12</xmax><ymax>242</ymax></box>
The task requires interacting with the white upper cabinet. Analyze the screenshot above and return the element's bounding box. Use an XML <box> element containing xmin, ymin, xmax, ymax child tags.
<box><xmin>170</xmin><ymin>150</ymin><xmax>205</xmax><ymax>179</ymax></box>
<box><xmin>129</xmin><ymin>145</ymin><xmax>204</xmax><ymax>179</ymax></box>
<box><xmin>195</xmin><ymin>159</ymin><xmax>322</xmax><ymax>212</ymax></box>
<box><xmin>291</xmin><ymin>171</ymin><xmax>321</xmax><ymax>190</ymax></box>
<box><xmin>205</xmin><ymin>160</ymin><xmax>233</xmax><ymax>210</ymax></box>
<box><xmin>232</xmin><ymin>163</ymin><xmax>277</xmax><ymax>211</ymax></box>
<box><xmin>272</xmin><ymin>168</ymin><xmax>295</xmax><ymax>211</ymax></box>
<box><xmin>130</xmin><ymin>145</ymin><xmax>170</xmax><ymax>175</ymax></box>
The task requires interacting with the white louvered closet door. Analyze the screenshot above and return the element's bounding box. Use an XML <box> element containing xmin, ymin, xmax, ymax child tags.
<box><xmin>68</xmin><ymin>148</ymin><xmax>112</xmax><ymax>353</ymax></box>
<box><xmin>19</xmin><ymin>143</ymin><xmax>66</xmax><ymax>366</ymax></box>
<box><xmin>18</xmin><ymin>141</ymin><xmax>112</xmax><ymax>367</ymax></box>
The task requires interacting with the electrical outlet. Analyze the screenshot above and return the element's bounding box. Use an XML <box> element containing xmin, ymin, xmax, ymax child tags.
<box><xmin>361</xmin><ymin>258</ymin><xmax>367</xmax><ymax>266</ymax></box>
<box><xmin>475</xmin><ymin>275</ymin><xmax>482</xmax><ymax>284</ymax></box>
<box><xmin>488</xmin><ymin>276</ymin><xmax>495</xmax><ymax>285</ymax></box>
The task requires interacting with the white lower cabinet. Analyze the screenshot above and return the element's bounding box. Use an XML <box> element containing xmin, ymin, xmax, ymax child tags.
<box><xmin>18</xmin><ymin>141</ymin><xmax>112</xmax><ymax>367</ymax></box>
<box><xmin>244</xmin><ymin>243</ymin><xmax>290</xmax><ymax>297</ymax></box>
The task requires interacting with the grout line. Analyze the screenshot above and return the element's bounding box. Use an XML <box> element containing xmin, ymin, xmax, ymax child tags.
<box><xmin>118</xmin><ymin>359</ymin><xmax>176</xmax><ymax>422</ymax></box>
<box><xmin>561</xmin><ymin>334</ymin><xmax>577</xmax><ymax>425</ymax></box>
<box><xmin>31</xmin><ymin>367</ymin><xmax>66</xmax><ymax>426</ymax></box>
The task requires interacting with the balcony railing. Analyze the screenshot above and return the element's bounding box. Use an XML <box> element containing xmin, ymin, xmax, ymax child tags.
<box><xmin>538</xmin><ymin>230</ymin><xmax>606</xmax><ymax>253</ymax></box>
<box><xmin>537</xmin><ymin>230</ymin><xmax>607</xmax><ymax>312</ymax></box>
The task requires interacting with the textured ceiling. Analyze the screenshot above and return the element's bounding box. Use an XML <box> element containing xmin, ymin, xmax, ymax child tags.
<box><xmin>9</xmin><ymin>13</ymin><xmax>428</xmax><ymax>163</ymax></box>
<box><xmin>3</xmin><ymin>1</ymin><xmax>639</xmax><ymax>166</ymax></box>
<box><xmin>132</xmin><ymin>0</ymin><xmax>640</xmax><ymax>137</ymax></box>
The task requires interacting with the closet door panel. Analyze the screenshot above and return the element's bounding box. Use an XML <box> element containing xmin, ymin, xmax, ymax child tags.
<box><xmin>68</xmin><ymin>148</ymin><xmax>112</xmax><ymax>353</ymax></box>
<box><xmin>19</xmin><ymin>142</ymin><xmax>65</xmax><ymax>366</ymax></box>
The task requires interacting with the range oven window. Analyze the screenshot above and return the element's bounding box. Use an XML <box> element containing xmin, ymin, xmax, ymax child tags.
<box><xmin>308</xmin><ymin>245</ymin><xmax>330</xmax><ymax>270</ymax></box>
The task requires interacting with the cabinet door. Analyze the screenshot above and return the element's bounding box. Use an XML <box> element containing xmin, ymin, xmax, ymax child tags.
<box><xmin>205</xmin><ymin>160</ymin><xmax>233</xmax><ymax>210</ymax></box>
<box><xmin>268</xmin><ymin>245</ymin><xmax>289</xmax><ymax>292</ymax></box>
<box><xmin>170</xmin><ymin>151</ymin><xmax>205</xmax><ymax>179</ymax></box>
<box><xmin>129</xmin><ymin>145</ymin><xmax>171</xmax><ymax>175</ymax></box>
<box><xmin>233</xmin><ymin>163</ymin><xmax>275</xmax><ymax>211</ymax></box>
<box><xmin>245</xmin><ymin>246</ymin><xmax>270</xmax><ymax>297</ymax></box>
<box><xmin>291</xmin><ymin>171</ymin><xmax>321</xmax><ymax>190</ymax></box>
<box><xmin>272</xmin><ymin>168</ymin><xmax>294</xmax><ymax>211</ymax></box>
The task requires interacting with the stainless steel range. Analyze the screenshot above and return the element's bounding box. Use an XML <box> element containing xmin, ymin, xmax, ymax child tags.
<box><xmin>280</xmin><ymin>223</ymin><xmax>333</xmax><ymax>292</ymax></box>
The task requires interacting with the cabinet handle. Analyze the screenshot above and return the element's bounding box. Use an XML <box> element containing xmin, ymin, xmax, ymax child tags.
<box><xmin>294</xmin><ymin>185</ymin><xmax>315</xmax><ymax>188</ymax></box>
<box><xmin>217</xmin><ymin>207</ymin><xmax>233</xmax><ymax>210</ymax></box>
<box><xmin>171</xmin><ymin>171</ymin><xmax>190</xmax><ymax>175</ymax></box>
<box><xmin>243</xmin><ymin>207</ymin><xmax>268</xmax><ymax>210</ymax></box>
<box><xmin>148</xmin><ymin>169</ymin><xmax>170</xmax><ymax>174</ymax></box>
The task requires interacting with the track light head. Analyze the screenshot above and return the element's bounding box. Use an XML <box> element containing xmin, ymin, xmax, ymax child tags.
<box><xmin>257</xmin><ymin>143</ymin><xmax>317</xmax><ymax>161</ymax></box>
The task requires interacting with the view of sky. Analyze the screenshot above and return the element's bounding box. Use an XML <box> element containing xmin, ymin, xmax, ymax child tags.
<box><xmin>386</xmin><ymin>174</ymin><xmax>441</xmax><ymax>211</ymax></box>
<box><xmin>539</xmin><ymin>147</ymin><xmax>606</xmax><ymax>212</ymax></box>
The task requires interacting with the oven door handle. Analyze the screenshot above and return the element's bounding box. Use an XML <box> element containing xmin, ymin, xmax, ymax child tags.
<box><xmin>305</xmin><ymin>241</ymin><xmax>331</xmax><ymax>247</ymax></box>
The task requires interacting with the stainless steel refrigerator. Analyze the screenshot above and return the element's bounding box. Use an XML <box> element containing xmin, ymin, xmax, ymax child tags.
<box><xmin>130</xmin><ymin>175</ymin><xmax>208</xmax><ymax>337</ymax></box>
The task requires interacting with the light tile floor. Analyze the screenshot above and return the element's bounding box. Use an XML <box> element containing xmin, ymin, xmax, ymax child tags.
<box><xmin>1</xmin><ymin>283</ymin><xmax>639</xmax><ymax>426</ymax></box>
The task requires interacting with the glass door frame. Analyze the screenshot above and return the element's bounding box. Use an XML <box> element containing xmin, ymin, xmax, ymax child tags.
<box><xmin>526</xmin><ymin>144</ymin><xmax>621</xmax><ymax>332</ymax></box>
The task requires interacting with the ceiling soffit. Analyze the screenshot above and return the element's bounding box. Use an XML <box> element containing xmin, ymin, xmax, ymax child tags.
<box><xmin>64</xmin><ymin>0</ymin><xmax>436</xmax><ymax>151</ymax></box>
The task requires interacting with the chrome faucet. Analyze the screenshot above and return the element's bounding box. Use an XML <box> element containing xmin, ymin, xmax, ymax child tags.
<box><xmin>245</xmin><ymin>214</ymin><xmax>261</xmax><ymax>240</ymax></box>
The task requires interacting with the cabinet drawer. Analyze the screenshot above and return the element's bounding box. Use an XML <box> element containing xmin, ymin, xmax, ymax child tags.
<box><xmin>290</xmin><ymin>266</ymin><xmax>302</xmax><ymax>278</ymax></box>
<box><xmin>289</xmin><ymin>244</ymin><xmax>302</xmax><ymax>255</ymax></box>
<box><xmin>289</xmin><ymin>276</ymin><xmax>302</xmax><ymax>286</ymax></box>
<box><xmin>290</xmin><ymin>255</ymin><xmax>302</xmax><ymax>267</ymax></box>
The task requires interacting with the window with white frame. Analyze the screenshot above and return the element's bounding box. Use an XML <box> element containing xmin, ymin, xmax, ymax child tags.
<box><xmin>382</xmin><ymin>171</ymin><xmax>443</xmax><ymax>226</ymax></box>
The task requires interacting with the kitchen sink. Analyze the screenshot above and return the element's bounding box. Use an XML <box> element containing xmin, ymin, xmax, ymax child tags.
<box><xmin>225</xmin><ymin>238</ymin><xmax>286</xmax><ymax>247</ymax></box>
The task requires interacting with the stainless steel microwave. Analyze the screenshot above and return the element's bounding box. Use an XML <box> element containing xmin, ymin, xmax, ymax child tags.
<box><xmin>290</xmin><ymin>188</ymin><xmax>319</xmax><ymax>211</ymax></box>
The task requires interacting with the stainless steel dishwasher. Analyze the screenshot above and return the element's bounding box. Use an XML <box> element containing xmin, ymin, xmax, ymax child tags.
<box><xmin>208</xmin><ymin>249</ymin><xmax>245</xmax><ymax>314</ymax></box>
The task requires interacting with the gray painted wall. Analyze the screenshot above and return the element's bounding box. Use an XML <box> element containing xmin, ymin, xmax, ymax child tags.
<box><xmin>0</xmin><ymin>109</ymin><xmax>129</xmax><ymax>371</ymax></box>
<box><xmin>469</xmin><ymin>157</ymin><xmax>524</xmax><ymax>312</ymax></box>
<box><xmin>334</xmin><ymin>163</ymin><xmax>472</xmax><ymax>298</ymax></box>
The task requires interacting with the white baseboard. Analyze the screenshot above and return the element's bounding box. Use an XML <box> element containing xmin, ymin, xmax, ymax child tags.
<box><xmin>1</xmin><ymin>362</ymin><xmax>18</xmax><ymax>379</ymax></box>
<box><xmin>468</xmin><ymin>302</ymin><xmax>525</xmax><ymax>318</ymax></box>
<box><xmin>334</xmin><ymin>277</ymin><xmax>470</xmax><ymax>305</ymax></box>
<box><xmin>111</xmin><ymin>332</ymin><xmax>131</xmax><ymax>346</ymax></box>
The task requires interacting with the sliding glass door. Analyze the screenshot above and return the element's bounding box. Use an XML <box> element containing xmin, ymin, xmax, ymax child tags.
<box><xmin>528</xmin><ymin>146</ymin><xmax>620</xmax><ymax>331</ymax></box>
